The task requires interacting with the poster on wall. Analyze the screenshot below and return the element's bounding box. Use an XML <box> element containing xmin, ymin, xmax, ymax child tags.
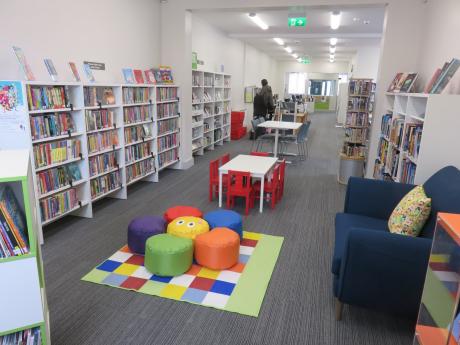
<box><xmin>244</xmin><ymin>86</ymin><xmax>254</xmax><ymax>103</ymax></box>
<box><xmin>0</xmin><ymin>81</ymin><xmax>29</xmax><ymax>149</ymax></box>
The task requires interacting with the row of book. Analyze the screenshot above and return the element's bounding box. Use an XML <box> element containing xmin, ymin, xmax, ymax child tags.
<box><xmin>36</xmin><ymin>163</ymin><xmax>81</xmax><ymax>196</ymax></box>
<box><xmin>214</xmin><ymin>129</ymin><xmax>222</xmax><ymax>142</ymax></box>
<box><xmin>30</xmin><ymin>112</ymin><xmax>75</xmax><ymax>140</ymax></box>
<box><xmin>403</xmin><ymin>124</ymin><xmax>423</xmax><ymax>158</ymax></box>
<box><xmin>385</xmin><ymin>148</ymin><xmax>400</xmax><ymax>178</ymax></box>
<box><xmin>344</xmin><ymin>128</ymin><xmax>367</xmax><ymax>144</ymax></box>
<box><xmin>192</xmin><ymin>127</ymin><xmax>201</xmax><ymax>139</ymax></box>
<box><xmin>349</xmin><ymin>80</ymin><xmax>374</xmax><ymax>95</ymax></box>
<box><xmin>345</xmin><ymin>112</ymin><xmax>369</xmax><ymax>127</ymax></box>
<box><xmin>204</xmin><ymin>105</ymin><xmax>213</xmax><ymax>117</ymax></box>
<box><xmin>380</xmin><ymin>113</ymin><xmax>392</xmax><ymax>138</ymax></box>
<box><xmin>424</xmin><ymin>58</ymin><xmax>460</xmax><ymax>94</ymax></box>
<box><xmin>124</xmin><ymin>125</ymin><xmax>152</xmax><ymax>144</ymax></box>
<box><xmin>157</xmin><ymin>87</ymin><xmax>178</xmax><ymax>101</ymax></box>
<box><xmin>400</xmin><ymin>159</ymin><xmax>417</xmax><ymax>184</ymax></box>
<box><xmin>0</xmin><ymin>327</ymin><xmax>41</xmax><ymax>345</ymax></box>
<box><xmin>377</xmin><ymin>137</ymin><xmax>390</xmax><ymax>164</ymax></box>
<box><xmin>86</xmin><ymin>109</ymin><xmax>114</xmax><ymax>132</ymax></box>
<box><xmin>89</xmin><ymin>152</ymin><xmax>118</xmax><ymax>177</ymax></box>
<box><xmin>158</xmin><ymin>133</ymin><xmax>178</xmax><ymax>151</ymax></box>
<box><xmin>203</xmin><ymin>91</ymin><xmax>213</xmax><ymax>102</ymax></box>
<box><xmin>215</xmin><ymin>90</ymin><xmax>223</xmax><ymax>100</ymax></box>
<box><xmin>204</xmin><ymin>75</ymin><xmax>214</xmax><ymax>87</ymax></box>
<box><xmin>158</xmin><ymin>118</ymin><xmax>178</xmax><ymax>135</ymax></box>
<box><xmin>123</xmin><ymin>87</ymin><xmax>150</xmax><ymax>104</ymax></box>
<box><xmin>126</xmin><ymin>159</ymin><xmax>155</xmax><ymax>183</ymax></box>
<box><xmin>27</xmin><ymin>85</ymin><xmax>69</xmax><ymax>111</ymax></box>
<box><xmin>347</xmin><ymin>98</ymin><xmax>370</xmax><ymax>112</ymax></box>
<box><xmin>0</xmin><ymin>185</ymin><xmax>29</xmax><ymax>258</ymax></box>
<box><xmin>157</xmin><ymin>103</ymin><xmax>179</xmax><ymax>119</ymax></box>
<box><xmin>90</xmin><ymin>171</ymin><xmax>121</xmax><ymax>200</ymax></box>
<box><xmin>87</xmin><ymin>131</ymin><xmax>119</xmax><ymax>154</ymax></box>
<box><xmin>122</xmin><ymin>66</ymin><xmax>173</xmax><ymax>85</ymax></box>
<box><xmin>158</xmin><ymin>147</ymin><xmax>179</xmax><ymax>167</ymax></box>
<box><xmin>342</xmin><ymin>143</ymin><xmax>366</xmax><ymax>158</ymax></box>
<box><xmin>192</xmin><ymin>74</ymin><xmax>201</xmax><ymax>87</ymax></box>
<box><xmin>224</xmin><ymin>78</ymin><xmax>231</xmax><ymax>87</ymax></box>
<box><xmin>123</xmin><ymin>105</ymin><xmax>151</xmax><ymax>124</ymax></box>
<box><xmin>39</xmin><ymin>188</ymin><xmax>79</xmax><ymax>222</ymax></box>
<box><xmin>33</xmin><ymin>139</ymin><xmax>82</xmax><ymax>169</ymax></box>
<box><xmin>125</xmin><ymin>142</ymin><xmax>151</xmax><ymax>164</ymax></box>
<box><xmin>84</xmin><ymin>86</ymin><xmax>115</xmax><ymax>107</ymax></box>
<box><xmin>389</xmin><ymin>118</ymin><xmax>404</xmax><ymax>149</ymax></box>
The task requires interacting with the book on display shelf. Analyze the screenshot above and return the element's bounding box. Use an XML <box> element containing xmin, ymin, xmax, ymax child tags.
<box><xmin>43</xmin><ymin>58</ymin><xmax>58</xmax><ymax>82</ymax></box>
<box><xmin>123</xmin><ymin>105</ymin><xmax>151</xmax><ymax>124</ymax></box>
<box><xmin>157</xmin><ymin>87</ymin><xmax>178</xmax><ymax>101</ymax></box>
<box><xmin>0</xmin><ymin>327</ymin><xmax>42</xmax><ymax>345</ymax></box>
<box><xmin>33</xmin><ymin>138</ymin><xmax>82</xmax><ymax>169</ymax></box>
<box><xmin>12</xmin><ymin>46</ymin><xmax>35</xmax><ymax>81</ymax></box>
<box><xmin>40</xmin><ymin>188</ymin><xmax>79</xmax><ymax>222</ymax></box>
<box><xmin>125</xmin><ymin>142</ymin><xmax>151</xmax><ymax>164</ymax></box>
<box><xmin>83</xmin><ymin>63</ymin><xmax>95</xmax><ymax>83</ymax></box>
<box><xmin>87</xmin><ymin>131</ymin><xmax>119</xmax><ymax>154</ymax></box>
<box><xmin>85</xmin><ymin>109</ymin><xmax>114</xmax><ymax>132</ymax></box>
<box><xmin>399</xmin><ymin>73</ymin><xmax>418</xmax><ymax>93</ymax></box>
<box><xmin>69</xmin><ymin>62</ymin><xmax>81</xmax><ymax>82</ymax></box>
<box><xmin>90</xmin><ymin>171</ymin><xmax>121</xmax><ymax>199</ymax></box>
<box><xmin>134</xmin><ymin>69</ymin><xmax>145</xmax><ymax>84</ymax></box>
<box><xmin>423</xmin><ymin>68</ymin><xmax>441</xmax><ymax>93</ymax></box>
<box><xmin>431</xmin><ymin>58</ymin><xmax>460</xmax><ymax>94</ymax></box>
<box><xmin>84</xmin><ymin>86</ymin><xmax>116</xmax><ymax>106</ymax></box>
<box><xmin>89</xmin><ymin>152</ymin><xmax>118</xmax><ymax>177</ymax></box>
<box><xmin>36</xmin><ymin>163</ymin><xmax>82</xmax><ymax>196</ymax></box>
<box><xmin>30</xmin><ymin>112</ymin><xmax>75</xmax><ymax>140</ymax></box>
<box><xmin>144</xmin><ymin>69</ymin><xmax>156</xmax><ymax>84</ymax></box>
<box><xmin>122</xmin><ymin>87</ymin><xmax>149</xmax><ymax>104</ymax></box>
<box><xmin>157</xmin><ymin>102</ymin><xmax>178</xmax><ymax>119</ymax></box>
<box><xmin>154</xmin><ymin>66</ymin><xmax>174</xmax><ymax>84</ymax></box>
<box><xmin>27</xmin><ymin>85</ymin><xmax>69</xmax><ymax>110</ymax></box>
<box><xmin>122</xmin><ymin>68</ymin><xmax>135</xmax><ymax>84</ymax></box>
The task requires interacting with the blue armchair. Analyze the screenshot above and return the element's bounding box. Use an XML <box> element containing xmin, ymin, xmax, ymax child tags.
<box><xmin>333</xmin><ymin>166</ymin><xmax>460</xmax><ymax>319</ymax></box>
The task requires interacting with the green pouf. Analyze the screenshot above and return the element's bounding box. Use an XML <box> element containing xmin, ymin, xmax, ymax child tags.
<box><xmin>144</xmin><ymin>234</ymin><xmax>193</xmax><ymax>276</ymax></box>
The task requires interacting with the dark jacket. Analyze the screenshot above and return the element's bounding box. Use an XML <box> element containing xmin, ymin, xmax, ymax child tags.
<box><xmin>253</xmin><ymin>93</ymin><xmax>267</xmax><ymax>117</ymax></box>
<box><xmin>260</xmin><ymin>85</ymin><xmax>275</xmax><ymax>113</ymax></box>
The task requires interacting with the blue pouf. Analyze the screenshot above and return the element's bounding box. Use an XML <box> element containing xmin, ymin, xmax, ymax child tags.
<box><xmin>204</xmin><ymin>210</ymin><xmax>243</xmax><ymax>239</ymax></box>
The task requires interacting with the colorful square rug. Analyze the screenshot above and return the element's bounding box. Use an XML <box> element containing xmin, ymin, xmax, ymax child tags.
<box><xmin>82</xmin><ymin>231</ymin><xmax>283</xmax><ymax>317</ymax></box>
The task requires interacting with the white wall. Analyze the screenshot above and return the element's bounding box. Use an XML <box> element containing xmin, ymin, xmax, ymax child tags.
<box><xmin>0</xmin><ymin>0</ymin><xmax>161</xmax><ymax>83</ymax></box>
<box><xmin>351</xmin><ymin>44</ymin><xmax>381</xmax><ymax>80</ymax></box>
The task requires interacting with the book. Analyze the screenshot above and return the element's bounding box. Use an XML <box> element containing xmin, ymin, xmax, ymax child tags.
<box><xmin>144</xmin><ymin>69</ymin><xmax>156</xmax><ymax>84</ymax></box>
<box><xmin>153</xmin><ymin>68</ymin><xmax>163</xmax><ymax>84</ymax></box>
<box><xmin>432</xmin><ymin>58</ymin><xmax>460</xmax><ymax>94</ymax></box>
<box><xmin>68</xmin><ymin>62</ymin><xmax>81</xmax><ymax>82</ymax></box>
<box><xmin>83</xmin><ymin>63</ymin><xmax>95</xmax><ymax>82</ymax></box>
<box><xmin>441</xmin><ymin>68</ymin><xmax>460</xmax><ymax>94</ymax></box>
<box><xmin>44</xmin><ymin>58</ymin><xmax>58</xmax><ymax>81</ymax></box>
<box><xmin>387</xmin><ymin>73</ymin><xmax>403</xmax><ymax>92</ymax></box>
<box><xmin>423</xmin><ymin>68</ymin><xmax>441</xmax><ymax>93</ymax></box>
<box><xmin>122</xmin><ymin>68</ymin><xmax>135</xmax><ymax>84</ymax></box>
<box><xmin>159</xmin><ymin>66</ymin><xmax>174</xmax><ymax>84</ymax></box>
<box><xmin>399</xmin><ymin>73</ymin><xmax>418</xmax><ymax>93</ymax></box>
<box><xmin>134</xmin><ymin>69</ymin><xmax>144</xmax><ymax>84</ymax></box>
<box><xmin>103</xmin><ymin>87</ymin><xmax>116</xmax><ymax>105</ymax></box>
<box><xmin>393</xmin><ymin>73</ymin><xmax>408</xmax><ymax>93</ymax></box>
<box><xmin>12</xmin><ymin>46</ymin><xmax>35</xmax><ymax>81</ymax></box>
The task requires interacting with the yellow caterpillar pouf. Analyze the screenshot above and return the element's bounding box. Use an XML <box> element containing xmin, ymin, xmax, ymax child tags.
<box><xmin>167</xmin><ymin>216</ymin><xmax>210</xmax><ymax>240</ymax></box>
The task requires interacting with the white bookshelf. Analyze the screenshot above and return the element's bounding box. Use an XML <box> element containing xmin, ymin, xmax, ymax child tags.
<box><xmin>373</xmin><ymin>93</ymin><xmax>460</xmax><ymax>184</ymax></box>
<box><xmin>0</xmin><ymin>80</ymin><xmax>181</xmax><ymax>233</ymax></box>
<box><xmin>191</xmin><ymin>70</ymin><xmax>231</xmax><ymax>155</ymax></box>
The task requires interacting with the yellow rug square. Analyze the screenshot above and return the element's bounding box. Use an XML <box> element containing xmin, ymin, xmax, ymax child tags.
<box><xmin>160</xmin><ymin>284</ymin><xmax>187</xmax><ymax>299</ymax></box>
<box><xmin>114</xmin><ymin>263</ymin><xmax>139</xmax><ymax>276</ymax></box>
<box><xmin>243</xmin><ymin>231</ymin><xmax>262</xmax><ymax>240</ymax></box>
<box><xmin>197</xmin><ymin>267</ymin><xmax>220</xmax><ymax>279</ymax></box>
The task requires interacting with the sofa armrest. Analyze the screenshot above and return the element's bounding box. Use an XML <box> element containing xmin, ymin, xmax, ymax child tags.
<box><xmin>344</xmin><ymin>177</ymin><xmax>415</xmax><ymax>219</ymax></box>
<box><xmin>336</xmin><ymin>228</ymin><xmax>432</xmax><ymax>317</ymax></box>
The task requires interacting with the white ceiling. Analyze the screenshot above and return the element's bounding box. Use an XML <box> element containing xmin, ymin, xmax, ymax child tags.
<box><xmin>193</xmin><ymin>5</ymin><xmax>385</xmax><ymax>62</ymax></box>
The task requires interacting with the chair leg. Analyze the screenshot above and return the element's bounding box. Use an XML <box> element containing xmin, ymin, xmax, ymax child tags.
<box><xmin>335</xmin><ymin>299</ymin><xmax>343</xmax><ymax>321</ymax></box>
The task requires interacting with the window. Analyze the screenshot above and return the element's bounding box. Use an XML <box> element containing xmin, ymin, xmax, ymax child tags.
<box><xmin>288</xmin><ymin>72</ymin><xmax>307</xmax><ymax>94</ymax></box>
<box><xmin>309</xmin><ymin>79</ymin><xmax>337</xmax><ymax>96</ymax></box>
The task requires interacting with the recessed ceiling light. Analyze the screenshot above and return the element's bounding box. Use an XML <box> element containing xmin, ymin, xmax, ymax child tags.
<box><xmin>330</xmin><ymin>58</ymin><xmax>335</xmax><ymax>63</ymax></box>
<box><xmin>330</xmin><ymin>11</ymin><xmax>341</xmax><ymax>30</ymax></box>
<box><xmin>273</xmin><ymin>37</ymin><xmax>284</xmax><ymax>45</ymax></box>
<box><xmin>329</xmin><ymin>46</ymin><xmax>336</xmax><ymax>54</ymax></box>
<box><xmin>284</xmin><ymin>46</ymin><xmax>293</xmax><ymax>53</ymax></box>
<box><xmin>330</xmin><ymin>38</ymin><xmax>338</xmax><ymax>46</ymax></box>
<box><xmin>353</xmin><ymin>17</ymin><xmax>360</xmax><ymax>22</ymax></box>
<box><xmin>292</xmin><ymin>53</ymin><xmax>299</xmax><ymax>59</ymax></box>
<box><xmin>330</xmin><ymin>53</ymin><xmax>335</xmax><ymax>59</ymax></box>
<box><xmin>248</xmin><ymin>13</ymin><xmax>269</xmax><ymax>30</ymax></box>
<box><xmin>297</xmin><ymin>58</ymin><xmax>302</xmax><ymax>63</ymax></box>
<box><xmin>363</xmin><ymin>20</ymin><xmax>370</xmax><ymax>25</ymax></box>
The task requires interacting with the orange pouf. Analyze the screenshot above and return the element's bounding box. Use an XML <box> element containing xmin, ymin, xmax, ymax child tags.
<box><xmin>194</xmin><ymin>227</ymin><xmax>240</xmax><ymax>270</ymax></box>
<box><xmin>163</xmin><ymin>206</ymin><xmax>203</xmax><ymax>223</ymax></box>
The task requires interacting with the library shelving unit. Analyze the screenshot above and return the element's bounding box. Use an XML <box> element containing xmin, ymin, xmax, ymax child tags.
<box><xmin>338</xmin><ymin>78</ymin><xmax>375</xmax><ymax>184</ymax></box>
<box><xmin>0</xmin><ymin>150</ymin><xmax>49</xmax><ymax>345</ymax></box>
<box><xmin>0</xmin><ymin>80</ymin><xmax>181</xmax><ymax>235</ymax></box>
<box><xmin>373</xmin><ymin>93</ymin><xmax>460</xmax><ymax>184</ymax></box>
<box><xmin>191</xmin><ymin>70</ymin><xmax>231</xmax><ymax>156</ymax></box>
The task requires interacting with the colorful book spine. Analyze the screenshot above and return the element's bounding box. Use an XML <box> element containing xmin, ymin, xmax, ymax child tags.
<box><xmin>87</xmin><ymin>131</ymin><xmax>119</xmax><ymax>154</ymax></box>
<box><xmin>158</xmin><ymin>133</ymin><xmax>178</xmax><ymax>151</ymax></box>
<box><xmin>90</xmin><ymin>171</ymin><xmax>121</xmax><ymax>199</ymax></box>
<box><xmin>156</xmin><ymin>87</ymin><xmax>178</xmax><ymax>101</ymax></box>
<box><xmin>344</xmin><ymin>128</ymin><xmax>367</xmax><ymax>144</ymax></box>
<box><xmin>124</xmin><ymin>126</ymin><xmax>150</xmax><ymax>145</ymax></box>
<box><xmin>36</xmin><ymin>163</ymin><xmax>81</xmax><ymax>195</ymax></box>
<box><xmin>157</xmin><ymin>103</ymin><xmax>179</xmax><ymax>119</ymax></box>
<box><xmin>400</xmin><ymin>159</ymin><xmax>417</xmax><ymax>184</ymax></box>
<box><xmin>389</xmin><ymin>119</ymin><xmax>404</xmax><ymax>149</ymax></box>
<box><xmin>125</xmin><ymin>142</ymin><xmax>151</xmax><ymax>164</ymax></box>
<box><xmin>158</xmin><ymin>147</ymin><xmax>179</xmax><ymax>168</ymax></box>
<box><xmin>84</xmin><ymin>86</ymin><xmax>115</xmax><ymax>106</ymax></box>
<box><xmin>123</xmin><ymin>105</ymin><xmax>151</xmax><ymax>124</ymax></box>
<box><xmin>39</xmin><ymin>188</ymin><xmax>79</xmax><ymax>222</ymax></box>
<box><xmin>122</xmin><ymin>87</ymin><xmax>149</xmax><ymax>104</ymax></box>
<box><xmin>126</xmin><ymin>159</ymin><xmax>155</xmax><ymax>183</ymax></box>
<box><xmin>403</xmin><ymin>124</ymin><xmax>423</xmax><ymax>159</ymax></box>
<box><xmin>33</xmin><ymin>139</ymin><xmax>82</xmax><ymax>169</ymax></box>
<box><xmin>89</xmin><ymin>152</ymin><xmax>118</xmax><ymax>177</ymax></box>
<box><xmin>158</xmin><ymin>118</ymin><xmax>178</xmax><ymax>135</ymax></box>
<box><xmin>30</xmin><ymin>112</ymin><xmax>75</xmax><ymax>140</ymax></box>
<box><xmin>0</xmin><ymin>326</ymin><xmax>41</xmax><ymax>344</ymax></box>
<box><xmin>345</xmin><ymin>112</ymin><xmax>369</xmax><ymax>127</ymax></box>
<box><xmin>27</xmin><ymin>85</ymin><xmax>69</xmax><ymax>111</ymax></box>
<box><xmin>85</xmin><ymin>109</ymin><xmax>114</xmax><ymax>132</ymax></box>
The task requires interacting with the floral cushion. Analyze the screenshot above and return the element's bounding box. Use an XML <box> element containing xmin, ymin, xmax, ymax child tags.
<box><xmin>388</xmin><ymin>185</ymin><xmax>431</xmax><ymax>236</ymax></box>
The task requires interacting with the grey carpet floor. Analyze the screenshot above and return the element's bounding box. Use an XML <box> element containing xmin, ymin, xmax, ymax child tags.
<box><xmin>43</xmin><ymin>112</ymin><xmax>414</xmax><ymax>345</ymax></box>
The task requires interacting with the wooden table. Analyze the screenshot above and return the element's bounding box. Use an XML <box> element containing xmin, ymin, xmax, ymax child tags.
<box><xmin>257</xmin><ymin>120</ymin><xmax>302</xmax><ymax>158</ymax></box>
<box><xmin>219</xmin><ymin>154</ymin><xmax>278</xmax><ymax>213</ymax></box>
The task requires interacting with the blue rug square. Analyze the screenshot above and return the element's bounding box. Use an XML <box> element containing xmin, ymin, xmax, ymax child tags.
<box><xmin>210</xmin><ymin>280</ymin><xmax>236</xmax><ymax>296</ymax></box>
<box><xmin>150</xmin><ymin>275</ymin><xmax>173</xmax><ymax>283</ymax></box>
<box><xmin>239</xmin><ymin>254</ymin><xmax>250</xmax><ymax>264</ymax></box>
<box><xmin>97</xmin><ymin>260</ymin><xmax>122</xmax><ymax>272</ymax></box>
<box><xmin>102</xmin><ymin>273</ymin><xmax>128</xmax><ymax>286</ymax></box>
<box><xmin>181</xmin><ymin>288</ymin><xmax>208</xmax><ymax>303</ymax></box>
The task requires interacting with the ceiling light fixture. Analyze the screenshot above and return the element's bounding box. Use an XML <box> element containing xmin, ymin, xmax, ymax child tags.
<box><xmin>273</xmin><ymin>37</ymin><xmax>284</xmax><ymax>45</ymax></box>
<box><xmin>329</xmin><ymin>46</ymin><xmax>336</xmax><ymax>54</ymax></box>
<box><xmin>363</xmin><ymin>20</ymin><xmax>370</xmax><ymax>25</ymax></box>
<box><xmin>330</xmin><ymin>37</ymin><xmax>338</xmax><ymax>46</ymax></box>
<box><xmin>330</xmin><ymin>11</ymin><xmax>341</xmax><ymax>30</ymax></box>
<box><xmin>248</xmin><ymin>13</ymin><xmax>269</xmax><ymax>30</ymax></box>
<box><xmin>297</xmin><ymin>58</ymin><xmax>302</xmax><ymax>63</ymax></box>
<box><xmin>330</xmin><ymin>54</ymin><xmax>335</xmax><ymax>60</ymax></box>
<box><xmin>284</xmin><ymin>46</ymin><xmax>293</xmax><ymax>53</ymax></box>
<box><xmin>330</xmin><ymin>58</ymin><xmax>335</xmax><ymax>63</ymax></box>
<box><xmin>353</xmin><ymin>17</ymin><xmax>360</xmax><ymax>22</ymax></box>
<box><xmin>292</xmin><ymin>53</ymin><xmax>299</xmax><ymax>59</ymax></box>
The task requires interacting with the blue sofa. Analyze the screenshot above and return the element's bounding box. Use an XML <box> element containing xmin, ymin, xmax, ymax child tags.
<box><xmin>333</xmin><ymin>166</ymin><xmax>460</xmax><ymax>319</ymax></box>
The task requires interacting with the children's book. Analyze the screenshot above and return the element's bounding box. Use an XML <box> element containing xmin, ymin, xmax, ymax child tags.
<box><xmin>44</xmin><ymin>58</ymin><xmax>58</xmax><ymax>81</ymax></box>
<box><xmin>160</xmin><ymin>66</ymin><xmax>174</xmax><ymax>84</ymax></box>
<box><xmin>134</xmin><ymin>69</ymin><xmax>144</xmax><ymax>84</ymax></box>
<box><xmin>103</xmin><ymin>88</ymin><xmax>116</xmax><ymax>105</ymax></box>
<box><xmin>68</xmin><ymin>62</ymin><xmax>81</xmax><ymax>82</ymax></box>
<box><xmin>432</xmin><ymin>58</ymin><xmax>460</xmax><ymax>94</ymax></box>
<box><xmin>393</xmin><ymin>73</ymin><xmax>408</xmax><ymax>93</ymax></box>
<box><xmin>153</xmin><ymin>68</ymin><xmax>162</xmax><ymax>84</ymax></box>
<box><xmin>83</xmin><ymin>63</ymin><xmax>95</xmax><ymax>83</ymax></box>
<box><xmin>12</xmin><ymin>46</ymin><xmax>35</xmax><ymax>81</ymax></box>
<box><xmin>399</xmin><ymin>73</ymin><xmax>418</xmax><ymax>93</ymax></box>
<box><xmin>387</xmin><ymin>73</ymin><xmax>402</xmax><ymax>92</ymax></box>
<box><xmin>144</xmin><ymin>69</ymin><xmax>156</xmax><ymax>84</ymax></box>
<box><xmin>122</xmin><ymin>68</ymin><xmax>135</xmax><ymax>84</ymax></box>
<box><xmin>423</xmin><ymin>68</ymin><xmax>441</xmax><ymax>93</ymax></box>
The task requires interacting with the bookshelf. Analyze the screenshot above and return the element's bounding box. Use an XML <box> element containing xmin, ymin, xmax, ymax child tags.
<box><xmin>0</xmin><ymin>80</ymin><xmax>181</xmax><ymax>234</ymax></box>
<box><xmin>191</xmin><ymin>70</ymin><xmax>231</xmax><ymax>155</ymax></box>
<box><xmin>373</xmin><ymin>93</ymin><xmax>460</xmax><ymax>184</ymax></box>
<box><xmin>0</xmin><ymin>150</ymin><xmax>49</xmax><ymax>345</ymax></box>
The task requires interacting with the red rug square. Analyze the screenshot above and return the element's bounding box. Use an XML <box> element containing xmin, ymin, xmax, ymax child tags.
<box><xmin>126</xmin><ymin>255</ymin><xmax>145</xmax><ymax>266</ymax></box>
<box><xmin>120</xmin><ymin>277</ymin><xmax>148</xmax><ymax>290</ymax></box>
<box><xmin>190</xmin><ymin>277</ymin><xmax>215</xmax><ymax>291</ymax></box>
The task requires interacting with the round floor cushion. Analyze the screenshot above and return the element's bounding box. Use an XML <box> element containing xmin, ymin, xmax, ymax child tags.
<box><xmin>204</xmin><ymin>210</ymin><xmax>243</xmax><ymax>239</ymax></box>
<box><xmin>167</xmin><ymin>216</ymin><xmax>210</xmax><ymax>240</ymax></box>
<box><xmin>195</xmin><ymin>227</ymin><xmax>240</xmax><ymax>270</ymax></box>
<box><xmin>144</xmin><ymin>234</ymin><xmax>193</xmax><ymax>276</ymax></box>
<box><xmin>163</xmin><ymin>206</ymin><xmax>203</xmax><ymax>223</ymax></box>
<box><xmin>128</xmin><ymin>216</ymin><xmax>166</xmax><ymax>254</ymax></box>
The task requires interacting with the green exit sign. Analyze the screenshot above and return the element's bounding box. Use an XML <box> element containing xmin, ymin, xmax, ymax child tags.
<box><xmin>300</xmin><ymin>58</ymin><xmax>311</xmax><ymax>64</ymax></box>
<box><xmin>288</xmin><ymin>17</ymin><xmax>307</xmax><ymax>27</ymax></box>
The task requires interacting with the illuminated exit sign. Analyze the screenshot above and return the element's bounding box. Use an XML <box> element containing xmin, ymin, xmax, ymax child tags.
<box><xmin>288</xmin><ymin>17</ymin><xmax>307</xmax><ymax>27</ymax></box>
<box><xmin>300</xmin><ymin>58</ymin><xmax>311</xmax><ymax>64</ymax></box>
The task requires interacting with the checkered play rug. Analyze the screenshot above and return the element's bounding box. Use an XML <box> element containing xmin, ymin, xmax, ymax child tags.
<box><xmin>82</xmin><ymin>231</ymin><xmax>283</xmax><ymax>317</ymax></box>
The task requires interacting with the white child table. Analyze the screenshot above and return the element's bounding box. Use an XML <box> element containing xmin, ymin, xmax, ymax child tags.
<box><xmin>257</xmin><ymin>120</ymin><xmax>302</xmax><ymax>158</ymax></box>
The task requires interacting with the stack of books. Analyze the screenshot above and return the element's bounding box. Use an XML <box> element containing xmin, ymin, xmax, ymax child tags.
<box><xmin>27</xmin><ymin>85</ymin><xmax>69</xmax><ymax>110</ymax></box>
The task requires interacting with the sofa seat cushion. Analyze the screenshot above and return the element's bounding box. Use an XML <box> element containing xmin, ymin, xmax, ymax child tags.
<box><xmin>332</xmin><ymin>213</ymin><xmax>389</xmax><ymax>275</ymax></box>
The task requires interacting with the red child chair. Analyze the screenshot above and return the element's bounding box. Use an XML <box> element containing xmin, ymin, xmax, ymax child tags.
<box><xmin>252</xmin><ymin>164</ymin><xmax>280</xmax><ymax>209</ymax></box>
<box><xmin>209</xmin><ymin>159</ymin><xmax>228</xmax><ymax>201</ymax></box>
<box><xmin>250</xmin><ymin>151</ymin><xmax>270</xmax><ymax>157</ymax></box>
<box><xmin>221</xmin><ymin>153</ymin><xmax>230</xmax><ymax>165</ymax></box>
<box><xmin>277</xmin><ymin>160</ymin><xmax>286</xmax><ymax>201</ymax></box>
<box><xmin>226</xmin><ymin>170</ymin><xmax>254</xmax><ymax>215</ymax></box>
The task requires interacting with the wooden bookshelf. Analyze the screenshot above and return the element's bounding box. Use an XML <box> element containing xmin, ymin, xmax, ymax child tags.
<box><xmin>191</xmin><ymin>70</ymin><xmax>231</xmax><ymax>155</ymax></box>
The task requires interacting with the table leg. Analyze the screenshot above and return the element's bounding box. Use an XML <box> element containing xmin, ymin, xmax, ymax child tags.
<box><xmin>259</xmin><ymin>176</ymin><xmax>264</xmax><ymax>213</ymax></box>
<box><xmin>219</xmin><ymin>171</ymin><xmax>223</xmax><ymax>208</ymax></box>
<box><xmin>274</xmin><ymin>129</ymin><xmax>279</xmax><ymax>158</ymax></box>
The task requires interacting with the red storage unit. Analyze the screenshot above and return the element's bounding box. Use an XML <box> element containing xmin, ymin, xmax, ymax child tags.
<box><xmin>231</xmin><ymin>111</ymin><xmax>246</xmax><ymax>140</ymax></box>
